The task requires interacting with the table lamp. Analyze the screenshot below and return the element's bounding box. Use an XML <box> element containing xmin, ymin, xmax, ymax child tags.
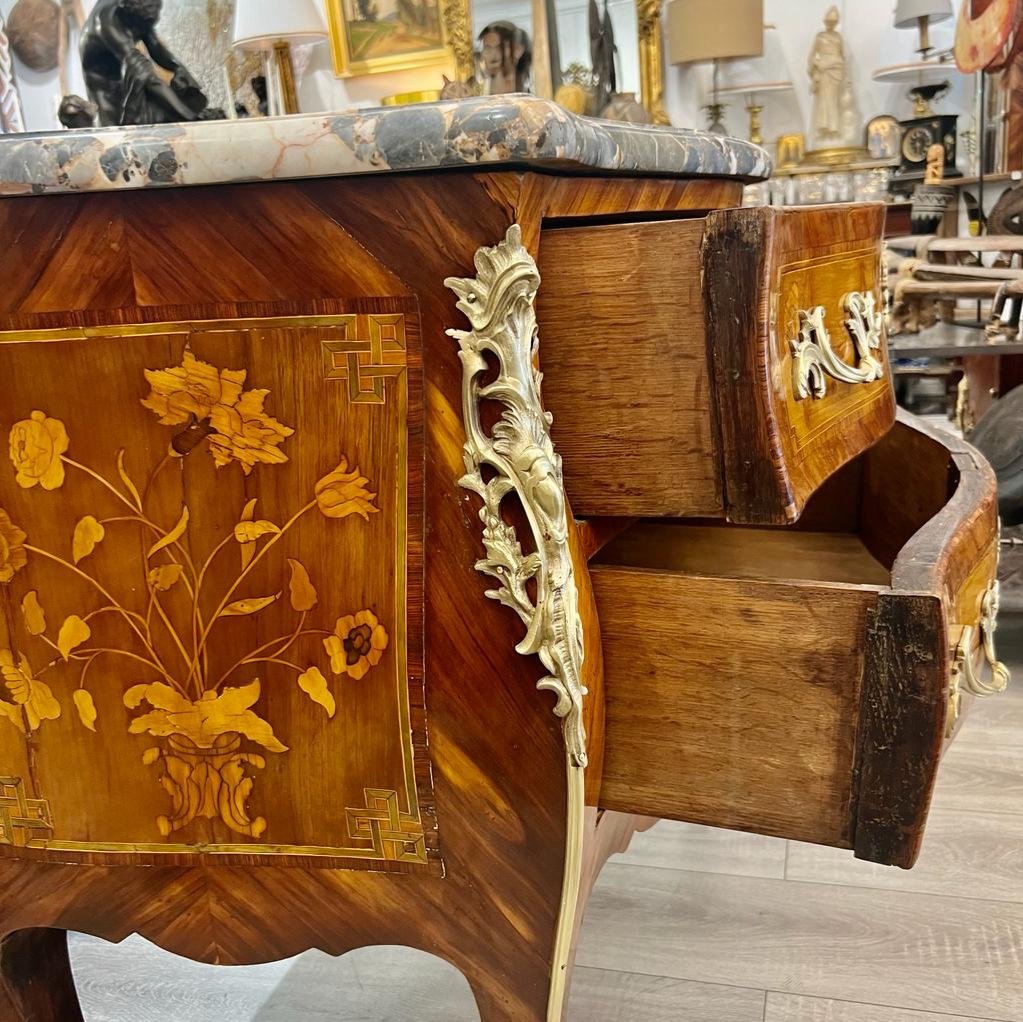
<box><xmin>232</xmin><ymin>0</ymin><xmax>327</xmax><ymax>116</ymax></box>
<box><xmin>716</xmin><ymin>25</ymin><xmax>792</xmax><ymax>145</ymax></box>
<box><xmin>667</xmin><ymin>0</ymin><xmax>763</xmax><ymax>134</ymax></box>
<box><xmin>894</xmin><ymin>0</ymin><xmax>953</xmax><ymax>60</ymax></box>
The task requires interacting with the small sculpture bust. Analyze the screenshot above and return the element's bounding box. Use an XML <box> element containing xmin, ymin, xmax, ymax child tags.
<box><xmin>807</xmin><ymin>6</ymin><xmax>859</xmax><ymax>150</ymax></box>
<box><xmin>478</xmin><ymin>22</ymin><xmax>531</xmax><ymax>95</ymax></box>
<box><xmin>80</xmin><ymin>0</ymin><xmax>216</xmax><ymax>126</ymax></box>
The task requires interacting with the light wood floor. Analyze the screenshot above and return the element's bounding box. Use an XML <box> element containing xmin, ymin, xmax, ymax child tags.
<box><xmin>69</xmin><ymin>615</ymin><xmax>1023</xmax><ymax>1021</ymax></box>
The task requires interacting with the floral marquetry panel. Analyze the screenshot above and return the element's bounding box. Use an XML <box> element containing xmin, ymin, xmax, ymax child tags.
<box><xmin>0</xmin><ymin>305</ymin><xmax>436</xmax><ymax>872</ymax></box>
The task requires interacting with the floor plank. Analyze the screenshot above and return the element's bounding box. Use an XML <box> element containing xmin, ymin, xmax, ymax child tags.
<box><xmin>73</xmin><ymin>937</ymin><xmax>481</xmax><ymax>1022</ymax></box>
<box><xmin>576</xmin><ymin>864</ymin><xmax>1023</xmax><ymax>1021</ymax></box>
<box><xmin>615</xmin><ymin>819</ymin><xmax>787</xmax><ymax>879</ymax></box>
<box><xmin>765</xmin><ymin>992</ymin><xmax>999</xmax><ymax>1022</ymax></box>
<box><xmin>930</xmin><ymin>743</ymin><xmax>1023</xmax><ymax>817</ymax></box>
<box><xmin>568</xmin><ymin>968</ymin><xmax>765</xmax><ymax>1021</ymax></box>
<box><xmin>954</xmin><ymin>677</ymin><xmax>1023</xmax><ymax>751</ymax></box>
<box><xmin>71</xmin><ymin>934</ymin><xmax>767</xmax><ymax>1022</ymax></box>
<box><xmin>785</xmin><ymin>807</ymin><xmax>1023</xmax><ymax>903</ymax></box>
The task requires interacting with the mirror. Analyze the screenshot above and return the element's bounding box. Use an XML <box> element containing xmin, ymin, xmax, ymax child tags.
<box><xmin>467</xmin><ymin>0</ymin><xmax>663</xmax><ymax>122</ymax></box>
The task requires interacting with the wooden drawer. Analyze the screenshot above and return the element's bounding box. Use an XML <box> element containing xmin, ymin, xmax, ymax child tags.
<box><xmin>590</xmin><ymin>411</ymin><xmax>1005</xmax><ymax>867</ymax></box>
<box><xmin>537</xmin><ymin>203</ymin><xmax>894</xmax><ymax>524</ymax></box>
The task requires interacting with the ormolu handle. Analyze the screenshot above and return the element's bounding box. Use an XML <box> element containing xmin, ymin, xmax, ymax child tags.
<box><xmin>947</xmin><ymin>581</ymin><xmax>1011</xmax><ymax>735</ymax></box>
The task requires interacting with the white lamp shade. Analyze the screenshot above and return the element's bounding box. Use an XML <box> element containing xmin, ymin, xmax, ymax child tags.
<box><xmin>718</xmin><ymin>24</ymin><xmax>792</xmax><ymax>92</ymax></box>
<box><xmin>232</xmin><ymin>0</ymin><xmax>327</xmax><ymax>49</ymax></box>
<box><xmin>894</xmin><ymin>0</ymin><xmax>953</xmax><ymax>29</ymax></box>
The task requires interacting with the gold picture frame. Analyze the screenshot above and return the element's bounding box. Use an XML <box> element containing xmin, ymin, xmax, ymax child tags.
<box><xmin>326</xmin><ymin>0</ymin><xmax>454</xmax><ymax>78</ymax></box>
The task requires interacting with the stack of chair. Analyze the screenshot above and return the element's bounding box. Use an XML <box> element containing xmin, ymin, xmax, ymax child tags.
<box><xmin>887</xmin><ymin>185</ymin><xmax>1023</xmax><ymax>341</ymax></box>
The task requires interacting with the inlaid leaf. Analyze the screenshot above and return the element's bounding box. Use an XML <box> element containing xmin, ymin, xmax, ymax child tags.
<box><xmin>287</xmin><ymin>558</ymin><xmax>318</xmax><ymax>612</ymax></box>
<box><xmin>239</xmin><ymin>498</ymin><xmax>258</xmax><ymax>570</ymax></box>
<box><xmin>116</xmin><ymin>448</ymin><xmax>143</xmax><ymax>508</ymax></box>
<box><xmin>147</xmin><ymin>506</ymin><xmax>189</xmax><ymax>559</ymax></box>
<box><xmin>297</xmin><ymin>666</ymin><xmax>335</xmax><ymax>718</ymax></box>
<box><xmin>73</xmin><ymin>689</ymin><xmax>97</xmax><ymax>732</ymax></box>
<box><xmin>233</xmin><ymin>520</ymin><xmax>280</xmax><ymax>543</ymax></box>
<box><xmin>221</xmin><ymin>593</ymin><xmax>280</xmax><ymax>617</ymax></box>
<box><xmin>21</xmin><ymin>591</ymin><xmax>46</xmax><ymax>636</ymax></box>
<box><xmin>57</xmin><ymin>615</ymin><xmax>91</xmax><ymax>660</ymax></box>
<box><xmin>148</xmin><ymin>564</ymin><xmax>184</xmax><ymax>592</ymax></box>
<box><xmin>72</xmin><ymin>515</ymin><xmax>105</xmax><ymax>565</ymax></box>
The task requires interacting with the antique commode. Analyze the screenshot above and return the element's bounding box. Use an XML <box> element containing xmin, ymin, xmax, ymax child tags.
<box><xmin>0</xmin><ymin>97</ymin><xmax>1010</xmax><ymax>1020</ymax></box>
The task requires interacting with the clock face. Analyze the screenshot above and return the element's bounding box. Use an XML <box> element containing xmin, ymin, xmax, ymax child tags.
<box><xmin>902</xmin><ymin>125</ymin><xmax>934</xmax><ymax>162</ymax></box>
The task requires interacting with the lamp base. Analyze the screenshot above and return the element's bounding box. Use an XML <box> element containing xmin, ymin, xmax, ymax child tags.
<box><xmin>704</xmin><ymin>102</ymin><xmax>727</xmax><ymax>134</ymax></box>
<box><xmin>270</xmin><ymin>40</ymin><xmax>299</xmax><ymax>115</ymax></box>
<box><xmin>746</xmin><ymin>101</ymin><xmax>764</xmax><ymax>145</ymax></box>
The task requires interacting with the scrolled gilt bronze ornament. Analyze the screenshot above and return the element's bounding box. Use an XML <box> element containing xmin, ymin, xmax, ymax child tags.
<box><xmin>791</xmin><ymin>290</ymin><xmax>885</xmax><ymax>400</ymax></box>
<box><xmin>445</xmin><ymin>225</ymin><xmax>587</xmax><ymax>770</ymax></box>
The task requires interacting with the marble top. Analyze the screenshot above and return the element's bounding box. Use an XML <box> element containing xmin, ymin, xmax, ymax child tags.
<box><xmin>0</xmin><ymin>95</ymin><xmax>771</xmax><ymax>198</ymax></box>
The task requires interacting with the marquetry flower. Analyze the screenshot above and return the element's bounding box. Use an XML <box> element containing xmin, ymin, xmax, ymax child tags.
<box><xmin>0</xmin><ymin>650</ymin><xmax>61</xmax><ymax>731</ymax></box>
<box><xmin>141</xmin><ymin>350</ymin><xmax>293</xmax><ymax>475</ymax></box>
<box><xmin>0</xmin><ymin>509</ymin><xmax>27</xmax><ymax>584</ymax></box>
<box><xmin>9</xmin><ymin>410</ymin><xmax>69</xmax><ymax>491</ymax></box>
<box><xmin>324</xmin><ymin>610</ymin><xmax>389</xmax><ymax>680</ymax></box>
<box><xmin>208</xmin><ymin>390</ymin><xmax>294</xmax><ymax>476</ymax></box>
<box><xmin>141</xmin><ymin>348</ymin><xmax>246</xmax><ymax>425</ymax></box>
<box><xmin>314</xmin><ymin>458</ymin><xmax>379</xmax><ymax>520</ymax></box>
<box><xmin>123</xmin><ymin>679</ymin><xmax>287</xmax><ymax>753</ymax></box>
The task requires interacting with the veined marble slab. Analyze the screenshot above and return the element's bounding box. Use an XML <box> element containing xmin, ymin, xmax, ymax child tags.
<box><xmin>0</xmin><ymin>95</ymin><xmax>770</xmax><ymax>197</ymax></box>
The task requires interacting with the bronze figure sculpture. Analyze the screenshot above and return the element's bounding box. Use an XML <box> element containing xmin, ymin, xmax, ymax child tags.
<box><xmin>80</xmin><ymin>0</ymin><xmax>215</xmax><ymax>126</ymax></box>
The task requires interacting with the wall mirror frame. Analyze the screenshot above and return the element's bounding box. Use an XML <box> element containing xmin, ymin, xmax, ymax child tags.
<box><xmin>440</xmin><ymin>0</ymin><xmax>668</xmax><ymax>123</ymax></box>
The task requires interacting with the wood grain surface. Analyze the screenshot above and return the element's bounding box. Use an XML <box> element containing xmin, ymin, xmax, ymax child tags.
<box><xmin>0</xmin><ymin>172</ymin><xmax>570</xmax><ymax>1019</ymax></box>
<box><xmin>853</xmin><ymin>413</ymin><xmax>1000</xmax><ymax>868</ymax></box>
<box><xmin>592</xmin><ymin>414</ymin><xmax>1000</xmax><ymax>864</ymax></box>
<box><xmin>537</xmin><ymin>218</ymin><xmax>723</xmax><ymax>517</ymax></box>
<box><xmin>0</xmin><ymin>168</ymin><xmax>750</xmax><ymax>1020</ymax></box>
<box><xmin>592</xmin><ymin>561</ymin><xmax>876</xmax><ymax>846</ymax></box>
<box><xmin>703</xmin><ymin>203</ymin><xmax>895</xmax><ymax>525</ymax></box>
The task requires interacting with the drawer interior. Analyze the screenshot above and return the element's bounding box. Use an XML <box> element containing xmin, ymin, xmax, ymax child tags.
<box><xmin>589</xmin><ymin>415</ymin><xmax>995</xmax><ymax>864</ymax></box>
<box><xmin>595</xmin><ymin>522</ymin><xmax>890</xmax><ymax>588</ymax></box>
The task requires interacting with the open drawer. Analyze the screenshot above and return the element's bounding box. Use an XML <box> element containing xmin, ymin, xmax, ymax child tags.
<box><xmin>590</xmin><ymin>411</ymin><xmax>1006</xmax><ymax>867</ymax></box>
<box><xmin>537</xmin><ymin>203</ymin><xmax>895</xmax><ymax>524</ymax></box>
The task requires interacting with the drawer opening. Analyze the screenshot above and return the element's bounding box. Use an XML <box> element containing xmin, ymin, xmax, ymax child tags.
<box><xmin>592</xmin><ymin>521</ymin><xmax>890</xmax><ymax>588</ymax></box>
<box><xmin>589</xmin><ymin>415</ymin><xmax>994</xmax><ymax>866</ymax></box>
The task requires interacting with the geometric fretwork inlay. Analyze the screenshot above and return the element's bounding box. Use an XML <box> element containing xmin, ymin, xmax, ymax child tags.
<box><xmin>345</xmin><ymin>787</ymin><xmax>427</xmax><ymax>863</ymax></box>
<box><xmin>322</xmin><ymin>314</ymin><xmax>407</xmax><ymax>404</ymax></box>
<box><xmin>0</xmin><ymin>776</ymin><xmax>53</xmax><ymax>846</ymax></box>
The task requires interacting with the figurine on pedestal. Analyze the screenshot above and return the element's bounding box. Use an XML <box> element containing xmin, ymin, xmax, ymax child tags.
<box><xmin>80</xmin><ymin>0</ymin><xmax>218</xmax><ymax>125</ymax></box>
<box><xmin>806</xmin><ymin>6</ymin><xmax>862</xmax><ymax>161</ymax></box>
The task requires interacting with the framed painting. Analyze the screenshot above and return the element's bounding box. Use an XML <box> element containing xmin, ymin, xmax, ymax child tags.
<box><xmin>327</xmin><ymin>0</ymin><xmax>452</xmax><ymax>77</ymax></box>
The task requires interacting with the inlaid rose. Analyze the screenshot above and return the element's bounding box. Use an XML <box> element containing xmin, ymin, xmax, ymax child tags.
<box><xmin>9</xmin><ymin>410</ymin><xmax>69</xmax><ymax>491</ymax></box>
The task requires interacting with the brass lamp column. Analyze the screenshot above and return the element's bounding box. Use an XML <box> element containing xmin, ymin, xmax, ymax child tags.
<box><xmin>716</xmin><ymin>26</ymin><xmax>793</xmax><ymax>145</ymax></box>
<box><xmin>667</xmin><ymin>0</ymin><xmax>764</xmax><ymax>135</ymax></box>
<box><xmin>232</xmin><ymin>0</ymin><xmax>327</xmax><ymax>116</ymax></box>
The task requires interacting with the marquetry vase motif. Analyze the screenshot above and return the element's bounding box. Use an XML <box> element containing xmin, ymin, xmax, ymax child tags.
<box><xmin>0</xmin><ymin>347</ymin><xmax>389</xmax><ymax>839</ymax></box>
